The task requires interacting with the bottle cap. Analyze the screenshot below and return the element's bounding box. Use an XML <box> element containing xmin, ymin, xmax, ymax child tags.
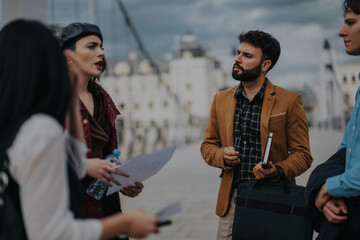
<box><xmin>112</xmin><ymin>149</ymin><xmax>121</xmax><ymax>158</ymax></box>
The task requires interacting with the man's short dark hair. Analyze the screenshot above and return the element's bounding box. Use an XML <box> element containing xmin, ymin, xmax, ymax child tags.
<box><xmin>343</xmin><ymin>0</ymin><xmax>360</xmax><ymax>15</ymax></box>
<box><xmin>238</xmin><ymin>30</ymin><xmax>280</xmax><ymax>72</ymax></box>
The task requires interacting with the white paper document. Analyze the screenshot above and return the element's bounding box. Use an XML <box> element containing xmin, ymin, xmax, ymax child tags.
<box><xmin>117</xmin><ymin>201</ymin><xmax>181</xmax><ymax>239</ymax></box>
<box><xmin>106</xmin><ymin>146</ymin><xmax>176</xmax><ymax>196</ymax></box>
<box><xmin>155</xmin><ymin>201</ymin><xmax>181</xmax><ymax>222</ymax></box>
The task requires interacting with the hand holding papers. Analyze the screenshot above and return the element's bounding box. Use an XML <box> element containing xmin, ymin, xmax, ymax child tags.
<box><xmin>106</xmin><ymin>146</ymin><xmax>176</xmax><ymax>196</ymax></box>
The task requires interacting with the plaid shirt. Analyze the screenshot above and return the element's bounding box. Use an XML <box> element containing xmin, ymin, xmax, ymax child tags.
<box><xmin>233</xmin><ymin>79</ymin><xmax>267</xmax><ymax>186</ymax></box>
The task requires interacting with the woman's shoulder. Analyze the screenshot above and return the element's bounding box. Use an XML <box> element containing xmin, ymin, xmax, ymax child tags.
<box><xmin>7</xmin><ymin>114</ymin><xmax>64</xmax><ymax>180</ymax></box>
<box><xmin>10</xmin><ymin>114</ymin><xmax>63</xmax><ymax>151</ymax></box>
<box><xmin>21</xmin><ymin>114</ymin><xmax>62</xmax><ymax>134</ymax></box>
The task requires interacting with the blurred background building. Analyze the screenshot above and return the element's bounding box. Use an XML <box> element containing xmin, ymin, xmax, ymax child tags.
<box><xmin>101</xmin><ymin>32</ymin><xmax>226</xmax><ymax>158</ymax></box>
<box><xmin>2</xmin><ymin>0</ymin><xmax>360</xmax><ymax>159</ymax></box>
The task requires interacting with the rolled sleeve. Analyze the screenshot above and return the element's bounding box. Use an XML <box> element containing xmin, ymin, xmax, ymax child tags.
<box><xmin>326</xmin><ymin>161</ymin><xmax>360</xmax><ymax>197</ymax></box>
<box><xmin>326</xmin><ymin>175</ymin><xmax>344</xmax><ymax>197</ymax></box>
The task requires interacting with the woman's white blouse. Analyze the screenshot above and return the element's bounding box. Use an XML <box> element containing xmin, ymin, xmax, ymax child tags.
<box><xmin>7</xmin><ymin>114</ymin><xmax>102</xmax><ymax>240</ymax></box>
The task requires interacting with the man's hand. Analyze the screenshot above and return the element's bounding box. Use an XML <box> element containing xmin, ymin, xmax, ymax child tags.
<box><xmin>253</xmin><ymin>161</ymin><xmax>279</xmax><ymax>180</ymax></box>
<box><xmin>86</xmin><ymin>158</ymin><xmax>129</xmax><ymax>187</ymax></box>
<box><xmin>315</xmin><ymin>184</ymin><xmax>331</xmax><ymax>212</ymax></box>
<box><xmin>121</xmin><ymin>182</ymin><xmax>144</xmax><ymax>198</ymax></box>
<box><xmin>323</xmin><ymin>198</ymin><xmax>348</xmax><ymax>223</ymax></box>
<box><xmin>223</xmin><ymin>147</ymin><xmax>240</xmax><ymax>166</ymax></box>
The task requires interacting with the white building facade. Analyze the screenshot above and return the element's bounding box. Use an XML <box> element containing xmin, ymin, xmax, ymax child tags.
<box><xmin>101</xmin><ymin>33</ymin><xmax>226</xmax><ymax>158</ymax></box>
<box><xmin>337</xmin><ymin>63</ymin><xmax>360</xmax><ymax>116</ymax></box>
<box><xmin>312</xmin><ymin>40</ymin><xmax>346</xmax><ymax>130</ymax></box>
<box><xmin>310</xmin><ymin>40</ymin><xmax>360</xmax><ymax>129</ymax></box>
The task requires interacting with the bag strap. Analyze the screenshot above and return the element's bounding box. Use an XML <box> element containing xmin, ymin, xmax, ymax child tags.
<box><xmin>0</xmin><ymin>119</ymin><xmax>27</xmax><ymax>240</ymax></box>
<box><xmin>0</xmin><ymin>152</ymin><xmax>21</xmax><ymax>209</ymax></box>
<box><xmin>0</xmin><ymin>118</ymin><xmax>26</xmax><ymax>205</ymax></box>
<box><xmin>0</xmin><ymin>121</ymin><xmax>24</xmax><ymax>215</ymax></box>
<box><xmin>236</xmin><ymin>197</ymin><xmax>308</xmax><ymax>217</ymax></box>
<box><xmin>253</xmin><ymin>166</ymin><xmax>290</xmax><ymax>193</ymax></box>
<box><xmin>0</xmin><ymin>151</ymin><xmax>10</xmax><ymax>205</ymax></box>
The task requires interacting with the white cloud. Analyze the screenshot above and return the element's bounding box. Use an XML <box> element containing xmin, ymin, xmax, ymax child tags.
<box><xmin>44</xmin><ymin>0</ymin><xmax>358</xmax><ymax>81</ymax></box>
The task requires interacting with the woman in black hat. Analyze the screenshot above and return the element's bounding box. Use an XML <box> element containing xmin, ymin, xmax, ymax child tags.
<box><xmin>57</xmin><ymin>23</ymin><xmax>144</xmax><ymax>225</ymax></box>
<box><xmin>0</xmin><ymin>19</ymin><xmax>157</xmax><ymax>240</ymax></box>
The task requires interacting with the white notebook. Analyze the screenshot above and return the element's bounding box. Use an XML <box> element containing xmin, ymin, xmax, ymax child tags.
<box><xmin>262</xmin><ymin>132</ymin><xmax>273</xmax><ymax>168</ymax></box>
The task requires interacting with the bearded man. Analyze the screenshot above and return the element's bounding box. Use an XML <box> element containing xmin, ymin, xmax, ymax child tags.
<box><xmin>200</xmin><ymin>30</ymin><xmax>313</xmax><ymax>240</ymax></box>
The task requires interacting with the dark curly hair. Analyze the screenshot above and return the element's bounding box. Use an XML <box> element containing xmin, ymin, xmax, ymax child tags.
<box><xmin>238</xmin><ymin>30</ymin><xmax>281</xmax><ymax>72</ymax></box>
<box><xmin>342</xmin><ymin>0</ymin><xmax>360</xmax><ymax>15</ymax></box>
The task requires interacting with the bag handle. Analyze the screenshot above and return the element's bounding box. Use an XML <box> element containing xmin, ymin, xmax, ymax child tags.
<box><xmin>253</xmin><ymin>166</ymin><xmax>290</xmax><ymax>193</ymax></box>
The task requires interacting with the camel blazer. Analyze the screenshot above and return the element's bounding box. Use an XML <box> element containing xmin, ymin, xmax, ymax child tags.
<box><xmin>201</xmin><ymin>79</ymin><xmax>313</xmax><ymax>217</ymax></box>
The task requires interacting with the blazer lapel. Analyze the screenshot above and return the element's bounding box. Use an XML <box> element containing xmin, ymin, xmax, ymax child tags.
<box><xmin>226</xmin><ymin>86</ymin><xmax>237</xmax><ymax>147</ymax></box>
<box><xmin>260</xmin><ymin>79</ymin><xmax>275</xmax><ymax>155</ymax></box>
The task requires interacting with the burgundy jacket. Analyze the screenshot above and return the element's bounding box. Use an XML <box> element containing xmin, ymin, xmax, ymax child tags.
<box><xmin>80</xmin><ymin>83</ymin><xmax>121</xmax><ymax>218</ymax></box>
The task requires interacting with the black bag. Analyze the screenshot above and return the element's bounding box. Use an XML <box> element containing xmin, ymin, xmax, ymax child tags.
<box><xmin>232</xmin><ymin>176</ymin><xmax>313</xmax><ymax>240</ymax></box>
<box><xmin>0</xmin><ymin>153</ymin><xmax>27</xmax><ymax>240</ymax></box>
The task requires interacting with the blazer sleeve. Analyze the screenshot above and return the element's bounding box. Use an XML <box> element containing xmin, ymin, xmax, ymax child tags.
<box><xmin>200</xmin><ymin>94</ymin><xmax>227</xmax><ymax>171</ymax></box>
<box><xmin>275</xmin><ymin>94</ymin><xmax>313</xmax><ymax>180</ymax></box>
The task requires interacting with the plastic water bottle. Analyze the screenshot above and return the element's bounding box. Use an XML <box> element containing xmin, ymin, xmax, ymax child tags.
<box><xmin>86</xmin><ymin>149</ymin><xmax>121</xmax><ymax>200</ymax></box>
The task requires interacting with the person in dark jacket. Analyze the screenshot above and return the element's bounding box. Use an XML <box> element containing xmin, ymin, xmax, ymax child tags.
<box><xmin>57</xmin><ymin>23</ymin><xmax>144</xmax><ymax>227</ymax></box>
<box><xmin>305</xmin><ymin>1</ymin><xmax>360</xmax><ymax>239</ymax></box>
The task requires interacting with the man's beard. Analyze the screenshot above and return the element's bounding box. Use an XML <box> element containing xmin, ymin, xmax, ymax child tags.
<box><xmin>232</xmin><ymin>61</ymin><xmax>262</xmax><ymax>82</ymax></box>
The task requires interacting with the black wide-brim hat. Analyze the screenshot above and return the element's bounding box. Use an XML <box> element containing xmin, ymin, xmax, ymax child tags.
<box><xmin>56</xmin><ymin>22</ymin><xmax>103</xmax><ymax>50</ymax></box>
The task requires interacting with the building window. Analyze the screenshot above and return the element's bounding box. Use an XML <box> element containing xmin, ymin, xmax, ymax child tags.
<box><xmin>136</xmin><ymin>134</ymin><xmax>143</xmax><ymax>141</ymax></box>
<box><xmin>134</xmin><ymin>103</ymin><xmax>139</xmax><ymax>110</ymax></box>
<box><xmin>149</xmin><ymin>101</ymin><xmax>154</xmax><ymax>109</ymax></box>
<box><xmin>352</xmin><ymin>75</ymin><xmax>356</xmax><ymax>83</ymax></box>
<box><xmin>343</xmin><ymin>76</ymin><xmax>347</xmax><ymax>84</ymax></box>
<box><xmin>163</xmin><ymin>101</ymin><xmax>168</xmax><ymax>108</ymax></box>
<box><xmin>119</xmin><ymin>103</ymin><xmax>125</xmax><ymax>110</ymax></box>
<box><xmin>186</xmin><ymin>101</ymin><xmax>192</xmax><ymax>110</ymax></box>
<box><xmin>117</xmin><ymin>119</ymin><xmax>124</xmax><ymax>128</ymax></box>
<box><xmin>345</xmin><ymin>93</ymin><xmax>350</xmax><ymax>104</ymax></box>
<box><xmin>186</xmin><ymin>83</ymin><xmax>192</xmax><ymax>90</ymax></box>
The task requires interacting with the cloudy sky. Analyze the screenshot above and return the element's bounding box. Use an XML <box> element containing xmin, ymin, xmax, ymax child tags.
<box><xmin>2</xmin><ymin>0</ymin><xmax>359</xmax><ymax>88</ymax></box>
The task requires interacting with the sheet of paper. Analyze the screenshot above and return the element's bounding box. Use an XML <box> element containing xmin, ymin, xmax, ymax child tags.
<box><xmin>117</xmin><ymin>201</ymin><xmax>181</xmax><ymax>239</ymax></box>
<box><xmin>106</xmin><ymin>146</ymin><xmax>176</xmax><ymax>195</ymax></box>
<box><xmin>155</xmin><ymin>201</ymin><xmax>181</xmax><ymax>222</ymax></box>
